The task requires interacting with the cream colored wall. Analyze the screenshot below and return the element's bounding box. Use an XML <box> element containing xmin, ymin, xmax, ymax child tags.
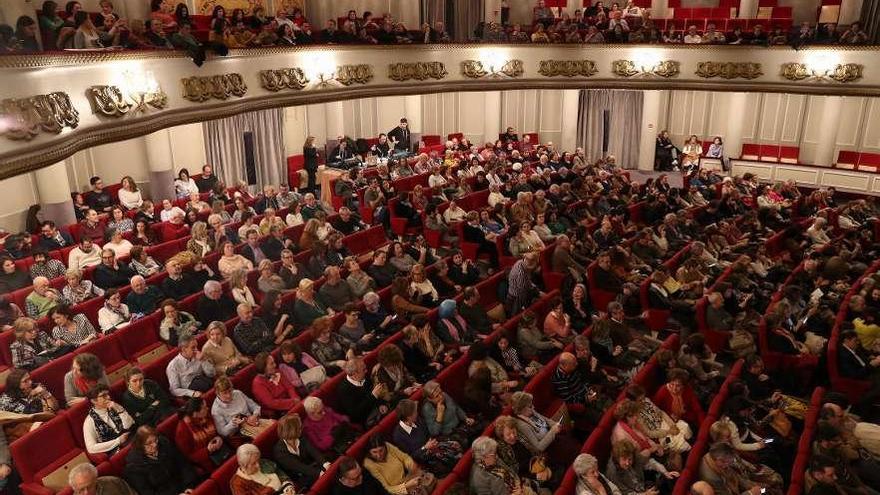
<box><xmin>302</xmin><ymin>0</ymin><xmax>419</xmax><ymax>28</ymax></box>
<box><xmin>662</xmin><ymin>90</ymin><xmax>880</xmax><ymax>165</ymax></box>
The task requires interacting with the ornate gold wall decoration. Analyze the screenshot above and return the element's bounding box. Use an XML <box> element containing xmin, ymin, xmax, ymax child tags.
<box><xmin>259</xmin><ymin>68</ymin><xmax>310</xmax><ymax>92</ymax></box>
<box><xmin>780</xmin><ymin>63</ymin><xmax>811</xmax><ymax>81</ymax></box>
<box><xmin>0</xmin><ymin>92</ymin><xmax>78</xmax><ymax>141</ymax></box>
<box><xmin>538</xmin><ymin>60</ymin><xmax>598</xmax><ymax>78</ymax></box>
<box><xmin>781</xmin><ymin>63</ymin><xmax>863</xmax><ymax>83</ymax></box>
<box><xmin>695</xmin><ymin>62</ymin><xmax>763</xmax><ymax>80</ymax></box>
<box><xmin>388</xmin><ymin>62</ymin><xmax>447</xmax><ymax>82</ymax></box>
<box><xmin>335</xmin><ymin>65</ymin><xmax>373</xmax><ymax>86</ymax></box>
<box><xmin>89</xmin><ymin>84</ymin><xmax>168</xmax><ymax>117</ymax></box>
<box><xmin>461</xmin><ymin>59</ymin><xmax>523</xmax><ymax>79</ymax></box>
<box><xmin>612</xmin><ymin>60</ymin><xmax>680</xmax><ymax>78</ymax></box>
<box><xmin>828</xmin><ymin>64</ymin><xmax>863</xmax><ymax>83</ymax></box>
<box><xmin>181</xmin><ymin>73</ymin><xmax>247</xmax><ymax>102</ymax></box>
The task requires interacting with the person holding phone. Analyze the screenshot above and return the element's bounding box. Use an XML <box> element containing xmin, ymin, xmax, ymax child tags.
<box><xmin>606</xmin><ymin>441</ymin><xmax>679</xmax><ymax>495</ymax></box>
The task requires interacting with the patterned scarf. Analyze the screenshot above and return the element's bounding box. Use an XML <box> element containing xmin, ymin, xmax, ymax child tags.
<box><xmin>89</xmin><ymin>407</ymin><xmax>125</xmax><ymax>443</ymax></box>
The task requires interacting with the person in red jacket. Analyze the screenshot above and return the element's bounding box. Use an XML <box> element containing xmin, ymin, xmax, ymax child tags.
<box><xmin>251</xmin><ymin>351</ymin><xmax>301</xmax><ymax>417</ymax></box>
<box><xmin>651</xmin><ymin>368</ymin><xmax>705</xmax><ymax>429</ymax></box>
<box><xmin>174</xmin><ymin>397</ymin><xmax>232</xmax><ymax>473</ymax></box>
<box><xmin>162</xmin><ymin>210</ymin><xmax>190</xmax><ymax>242</ymax></box>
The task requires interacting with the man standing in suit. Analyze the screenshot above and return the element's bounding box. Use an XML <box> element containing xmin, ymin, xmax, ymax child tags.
<box><xmin>387</xmin><ymin>118</ymin><xmax>411</xmax><ymax>153</ymax></box>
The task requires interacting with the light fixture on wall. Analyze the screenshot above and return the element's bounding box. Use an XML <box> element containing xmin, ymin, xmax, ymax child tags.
<box><xmin>780</xmin><ymin>52</ymin><xmax>862</xmax><ymax>83</ymax></box>
<box><xmin>613</xmin><ymin>50</ymin><xmax>679</xmax><ymax>78</ymax></box>
<box><xmin>462</xmin><ymin>50</ymin><xmax>523</xmax><ymax>79</ymax></box>
<box><xmin>304</xmin><ymin>53</ymin><xmax>338</xmax><ymax>88</ymax></box>
<box><xmin>90</xmin><ymin>69</ymin><xmax>167</xmax><ymax>117</ymax></box>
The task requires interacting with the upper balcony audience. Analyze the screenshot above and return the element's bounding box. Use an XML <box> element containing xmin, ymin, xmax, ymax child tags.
<box><xmin>0</xmin><ymin>1</ymin><xmax>872</xmax><ymax>58</ymax></box>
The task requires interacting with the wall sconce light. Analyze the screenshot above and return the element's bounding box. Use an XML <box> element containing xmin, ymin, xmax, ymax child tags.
<box><xmin>461</xmin><ymin>59</ymin><xmax>523</xmax><ymax>79</ymax></box>
<box><xmin>303</xmin><ymin>53</ymin><xmax>338</xmax><ymax>88</ymax></box>
<box><xmin>780</xmin><ymin>60</ymin><xmax>863</xmax><ymax>83</ymax></box>
<box><xmin>612</xmin><ymin>59</ymin><xmax>679</xmax><ymax>78</ymax></box>
<box><xmin>90</xmin><ymin>70</ymin><xmax>167</xmax><ymax>117</ymax></box>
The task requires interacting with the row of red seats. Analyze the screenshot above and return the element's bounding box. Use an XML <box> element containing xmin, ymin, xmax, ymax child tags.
<box><xmin>835</xmin><ymin>151</ymin><xmax>880</xmax><ymax>172</ymax></box>
<box><xmin>667</xmin><ymin>360</ymin><xmax>745</xmax><ymax>495</ymax></box>
<box><xmin>741</xmin><ymin>144</ymin><xmax>801</xmax><ymax>164</ymax></box>
<box><xmin>666</xmin><ymin>6</ymin><xmax>792</xmax><ymax>19</ymax></box>
<box><xmin>553</xmin><ymin>334</ymin><xmax>682</xmax><ymax>494</ymax></box>
<box><xmin>827</xmin><ymin>259</ymin><xmax>880</xmax><ymax>404</ymax></box>
<box><xmin>786</xmin><ymin>387</ymin><xmax>826</xmax><ymax>495</ymax></box>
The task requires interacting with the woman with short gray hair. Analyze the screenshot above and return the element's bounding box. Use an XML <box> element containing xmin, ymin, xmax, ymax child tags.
<box><xmin>231</xmin><ymin>443</ymin><xmax>296</xmax><ymax>495</ymax></box>
<box><xmin>470</xmin><ymin>436</ymin><xmax>534</xmax><ymax>495</ymax></box>
<box><xmin>574</xmin><ymin>453</ymin><xmax>622</xmax><ymax>495</ymax></box>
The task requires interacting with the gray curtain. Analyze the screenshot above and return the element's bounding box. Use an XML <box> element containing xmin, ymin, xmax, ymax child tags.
<box><xmin>450</xmin><ymin>0</ymin><xmax>484</xmax><ymax>41</ymax></box>
<box><xmin>421</xmin><ymin>0</ymin><xmax>446</xmax><ymax>27</ymax></box>
<box><xmin>576</xmin><ymin>89</ymin><xmax>644</xmax><ymax>169</ymax></box>
<box><xmin>862</xmin><ymin>0</ymin><xmax>880</xmax><ymax>43</ymax></box>
<box><xmin>203</xmin><ymin>108</ymin><xmax>286</xmax><ymax>190</ymax></box>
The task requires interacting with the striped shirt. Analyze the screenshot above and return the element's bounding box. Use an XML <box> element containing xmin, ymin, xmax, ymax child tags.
<box><xmin>52</xmin><ymin>314</ymin><xmax>98</xmax><ymax>347</ymax></box>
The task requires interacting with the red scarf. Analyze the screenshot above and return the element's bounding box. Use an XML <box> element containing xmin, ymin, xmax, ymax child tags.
<box><xmin>74</xmin><ymin>374</ymin><xmax>97</xmax><ymax>395</ymax></box>
<box><xmin>617</xmin><ymin>420</ymin><xmax>652</xmax><ymax>450</ymax></box>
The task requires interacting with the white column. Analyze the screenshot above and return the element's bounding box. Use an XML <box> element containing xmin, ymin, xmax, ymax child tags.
<box><xmin>637</xmin><ymin>90</ymin><xmax>663</xmax><ymax>171</ymax></box>
<box><xmin>144</xmin><ymin>129</ymin><xmax>176</xmax><ymax>201</ymax></box>
<box><xmin>813</xmin><ymin>96</ymin><xmax>844</xmax><ymax>167</ymax></box>
<box><xmin>839</xmin><ymin>0</ymin><xmax>864</xmax><ymax>24</ymax></box>
<box><xmin>324</xmin><ymin>100</ymin><xmax>345</xmax><ymax>155</ymax></box>
<box><xmin>483</xmin><ymin>91</ymin><xmax>502</xmax><ymax>145</ymax></box>
<box><xmin>724</xmin><ymin>93</ymin><xmax>748</xmax><ymax>160</ymax></box>
<box><xmin>651</xmin><ymin>0</ymin><xmax>669</xmax><ymax>19</ymax></box>
<box><xmin>739</xmin><ymin>0</ymin><xmax>758</xmax><ymax>18</ymax></box>
<box><xmin>560</xmin><ymin>90</ymin><xmax>580</xmax><ymax>153</ymax></box>
<box><xmin>35</xmin><ymin>160</ymin><xmax>76</xmax><ymax>226</ymax></box>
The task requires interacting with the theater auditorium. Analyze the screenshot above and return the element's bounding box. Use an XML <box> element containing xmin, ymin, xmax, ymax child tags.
<box><xmin>0</xmin><ymin>0</ymin><xmax>878</xmax><ymax>494</ymax></box>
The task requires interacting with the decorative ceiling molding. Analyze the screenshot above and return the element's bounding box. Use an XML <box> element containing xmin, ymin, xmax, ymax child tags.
<box><xmin>695</xmin><ymin>62</ymin><xmax>763</xmax><ymax>80</ymax></box>
<box><xmin>388</xmin><ymin>62</ymin><xmax>447</xmax><ymax>81</ymax></box>
<box><xmin>181</xmin><ymin>73</ymin><xmax>248</xmax><ymax>102</ymax></box>
<box><xmin>0</xmin><ymin>92</ymin><xmax>78</xmax><ymax>141</ymax></box>
<box><xmin>538</xmin><ymin>60</ymin><xmax>598</xmax><ymax>77</ymax></box>
<box><xmin>259</xmin><ymin>68</ymin><xmax>309</xmax><ymax>91</ymax></box>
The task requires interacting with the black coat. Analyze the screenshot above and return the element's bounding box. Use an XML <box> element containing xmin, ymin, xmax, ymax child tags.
<box><xmin>387</xmin><ymin>126</ymin><xmax>411</xmax><ymax>152</ymax></box>
<box><xmin>273</xmin><ymin>436</ymin><xmax>326</xmax><ymax>488</ymax></box>
<box><xmin>124</xmin><ymin>436</ymin><xmax>198</xmax><ymax>495</ymax></box>
<box><xmin>94</xmin><ymin>263</ymin><xmax>136</xmax><ymax>290</ymax></box>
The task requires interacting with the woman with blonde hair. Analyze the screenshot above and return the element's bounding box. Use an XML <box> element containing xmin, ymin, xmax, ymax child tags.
<box><xmin>230</xmin><ymin>268</ymin><xmax>257</xmax><ymax>306</ymax></box>
<box><xmin>259</xmin><ymin>207</ymin><xmax>285</xmax><ymax>236</ymax></box>
<box><xmin>187</xmin><ymin>221</ymin><xmax>214</xmax><ymax>258</ymax></box>
<box><xmin>202</xmin><ymin>321</ymin><xmax>250</xmax><ymax>375</ymax></box>
<box><xmin>218</xmin><ymin>241</ymin><xmax>253</xmax><ymax>280</ymax></box>
<box><xmin>273</xmin><ymin>413</ymin><xmax>328</xmax><ymax>487</ymax></box>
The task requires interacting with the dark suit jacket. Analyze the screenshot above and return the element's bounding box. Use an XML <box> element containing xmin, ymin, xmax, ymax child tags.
<box><xmin>838</xmin><ymin>344</ymin><xmax>870</xmax><ymax>380</ymax></box>
<box><xmin>272</xmin><ymin>437</ymin><xmax>325</xmax><ymax>487</ymax></box>
<box><xmin>39</xmin><ymin>231</ymin><xmax>74</xmax><ymax>250</ymax></box>
<box><xmin>94</xmin><ymin>263</ymin><xmax>136</xmax><ymax>289</ymax></box>
<box><xmin>387</xmin><ymin>126</ymin><xmax>411</xmax><ymax>152</ymax></box>
<box><xmin>261</xmin><ymin>237</ymin><xmax>286</xmax><ymax>262</ymax></box>
<box><xmin>196</xmin><ymin>294</ymin><xmax>236</xmax><ymax>324</ymax></box>
<box><xmin>330</xmin><ymin>144</ymin><xmax>354</xmax><ymax>163</ymax></box>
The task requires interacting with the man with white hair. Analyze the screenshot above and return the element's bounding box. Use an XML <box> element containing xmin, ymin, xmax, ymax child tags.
<box><xmin>319</xmin><ymin>265</ymin><xmax>355</xmax><ymax>312</ymax></box>
<box><xmin>233</xmin><ymin>303</ymin><xmax>281</xmax><ymax>356</ymax></box>
<box><xmin>161</xmin><ymin>258</ymin><xmax>199</xmax><ymax>300</ymax></box>
<box><xmin>197</xmin><ymin>279</ymin><xmax>236</xmax><ymax>323</ymax></box>
<box><xmin>125</xmin><ymin>275</ymin><xmax>164</xmax><ymax>315</ymax></box>
<box><xmin>301</xmin><ymin>193</ymin><xmax>320</xmax><ymax>221</ymax></box>
<box><xmin>705</xmin><ymin>292</ymin><xmax>734</xmax><ymax>332</ymax></box>
<box><xmin>68</xmin><ymin>462</ymin><xmax>135</xmax><ymax>495</ymax></box>
<box><xmin>506</xmin><ymin>252</ymin><xmax>543</xmax><ymax>314</ymax></box>
<box><xmin>25</xmin><ymin>276</ymin><xmax>62</xmax><ymax>318</ymax></box>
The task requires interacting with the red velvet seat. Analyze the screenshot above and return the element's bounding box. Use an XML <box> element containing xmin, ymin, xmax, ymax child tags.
<box><xmin>30</xmin><ymin>352</ymin><xmax>75</xmax><ymax>402</ymax></box>
<box><xmin>116</xmin><ymin>314</ymin><xmax>164</xmax><ymax>363</ymax></box>
<box><xmin>77</xmin><ymin>334</ymin><xmax>129</xmax><ymax>384</ymax></box>
<box><xmin>779</xmin><ymin>146</ymin><xmax>799</xmax><ymax>164</ymax></box>
<box><xmin>586</xmin><ymin>262</ymin><xmax>616</xmax><ymax>314</ymax></box>
<box><xmin>759</xmin><ymin>144</ymin><xmax>780</xmax><ymax>162</ymax></box>
<box><xmin>740</xmin><ymin>143</ymin><xmax>760</xmax><ymax>160</ymax></box>
<box><xmin>12</xmin><ymin>414</ymin><xmax>92</xmax><ymax>495</ymax></box>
